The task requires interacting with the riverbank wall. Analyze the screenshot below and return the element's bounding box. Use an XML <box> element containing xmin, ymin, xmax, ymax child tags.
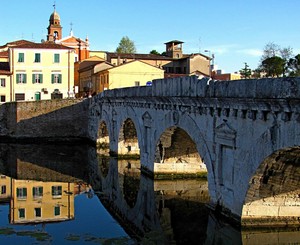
<box><xmin>0</xmin><ymin>99</ymin><xmax>91</xmax><ymax>144</ymax></box>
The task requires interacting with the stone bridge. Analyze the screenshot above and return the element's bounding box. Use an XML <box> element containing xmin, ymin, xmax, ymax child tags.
<box><xmin>88</xmin><ymin>76</ymin><xmax>300</xmax><ymax>226</ymax></box>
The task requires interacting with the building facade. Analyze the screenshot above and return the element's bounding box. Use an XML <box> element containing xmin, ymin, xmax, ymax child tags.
<box><xmin>78</xmin><ymin>60</ymin><xmax>164</xmax><ymax>95</ymax></box>
<box><xmin>7</xmin><ymin>42</ymin><xmax>75</xmax><ymax>102</ymax></box>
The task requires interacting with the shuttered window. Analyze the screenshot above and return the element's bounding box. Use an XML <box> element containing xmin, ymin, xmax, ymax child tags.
<box><xmin>16</xmin><ymin>74</ymin><xmax>27</xmax><ymax>84</ymax></box>
<box><xmin>32</xmin><ymin>74</ymin><xmax>43</xmax><ymax>84</ymax></box>
<box><xmin>51</xmin><ymin>74</ymin><xmax>62</xmax><ymax>84</ymax></box>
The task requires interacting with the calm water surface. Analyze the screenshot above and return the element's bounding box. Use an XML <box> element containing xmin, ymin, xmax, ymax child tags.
<box><xmin>0</xmin><ymin>143</ymin><xmax>299</xmax><ymax>245</ymax></box>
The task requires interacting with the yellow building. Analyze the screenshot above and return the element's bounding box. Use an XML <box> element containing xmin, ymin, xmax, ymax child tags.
<box><xmin>78</xmin><ymin>60</ymin><xmax>164</xmax><ymax>95</ymax></box>
<box><xmin>0</xmin><ymin>62</ymin><xmax>11</xmax><ymax>104</ymax></box>
<box><xmin>10</xmin><ymin>179</ymin><xmax>75</xmax><ymax>224</ymax></box>
<box><xmin>7</xmin><ymin>42</ymin><xmax>76</xmax><ymax>102</ymax></box>
<box><xmin>105</xmin><ymin>60</ymin><xmax>164</xmax><ymax>89</ymax></box>
<box><xmin>0</xmin><ymin>175</ymin><xmax>12</xmax><ymax>202</ymax></box>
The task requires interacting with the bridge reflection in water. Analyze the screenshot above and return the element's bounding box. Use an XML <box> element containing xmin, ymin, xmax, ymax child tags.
<box><xmin>0</xmin><ymin>144</ymin><xmax>299</xmax><ymax>244</ymax></box>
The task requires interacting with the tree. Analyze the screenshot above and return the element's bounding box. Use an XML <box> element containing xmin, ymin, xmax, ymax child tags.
<box><xmin>261</xmin><ymin>56</ymin><xmax>285</xmax><ymax>77</ymax></box>
<box><xmin>259</xmin><ymin>42</ymin><xmax>294</xmax><ymax>77</ymax></box>
<box><xmin>239</xmin><ymin>62</ymin><xmax>252</xmax><ymax>79</ymax></box>
<box><xmin>150</xmin><ymin>50</ymin><xmax>160</xmax><ymax>55</ymax></box>
<box><xmin>261</xmin><ymin>42</ymin><xmax>280</xmax><ymax>60</ymax></box>
<box><xmin>116</xmin><ymin>36</ymin><xmax>136</xmax><ymax>54</ymax></box>
<box><xmin>288</xmin><ymin>54</ymin><xmax>300</xmax><ymax>77</ymax></box>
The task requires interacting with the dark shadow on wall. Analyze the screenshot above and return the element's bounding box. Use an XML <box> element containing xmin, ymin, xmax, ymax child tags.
<box><xmin>0</xmin><ymin>99</ymin><xmax>92</xmax><ymax>145</ymax></box>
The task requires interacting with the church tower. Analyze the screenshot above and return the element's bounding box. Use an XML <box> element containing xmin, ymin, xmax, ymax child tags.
<box><xmin>47</xmin><ymin>5</ymin><xmax>62</xmax><ymax>42</ymax></box>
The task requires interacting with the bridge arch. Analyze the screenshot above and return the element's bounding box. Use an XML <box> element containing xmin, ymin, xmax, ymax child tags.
<box><xmin>154</xmin><ymin>126</ymin><xmax>207</xmax><ymax>173</ymax></box>
<box><xmin>118</xmin><ymin>118</ymin><xmax>140</xmax><ymax>155</ymax></box>
<box><xmin>97</xmin><ymin>120</ymin><xmax>109</xmax><ymax>152</ymax></box>
<box><xmin>242</xmin><ymin>146</ymin><xmax>300</xmax><ymax>226</ymax></box>
<box><xmin>230</xmin><ymin>119</ymin><xmax>300</xmax><ymax>225</ymax></box>
<box><xmin>148</xmin><ymin>112</ymin><xmax>216</xmax><ymax>199</ymax></box>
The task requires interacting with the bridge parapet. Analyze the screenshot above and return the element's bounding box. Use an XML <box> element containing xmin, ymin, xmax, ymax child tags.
<box><xmin>99</xmin><ymin>76</ymin><xmax>300</xmax><ymax>99</ymax></box>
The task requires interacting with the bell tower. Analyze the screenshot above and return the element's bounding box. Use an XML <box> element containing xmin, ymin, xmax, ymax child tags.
<box><xmin>47</xmin><ymin>3</ymin><xmax>62</xmax><ymax>42</ymax></box>
<box><xmin>164</xmin><ymin>40</ymin><xmax>184</xmax><ymax>59</ymax></box>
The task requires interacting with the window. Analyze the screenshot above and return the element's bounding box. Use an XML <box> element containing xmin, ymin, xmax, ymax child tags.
<box><xmin>18</xmin><ymin>53</ymin><xmax>24</xmax><ymax>62</ymax></box>
<box><xmin>135</xmin><ymin>81</ymin><xmax>140</xmax><ymax>86</ymax></box>
<box><xmin>17</xmin><ymin>187</ymin><xmax>27</xmax><ymax>200</ymax></box>
<box><xmin>19</xmin><ymin>208</ymin><xmax>25</xmax><ymax>219</ymax></box>
<box><xmin>54</xmin><ymin>206</ymin><xmax>60</xmax><ymax>216</ymax></box>
<box><xmin>33</xmin><ymin>186</ymin><xmax>43</xmax><ymax>198</ymax></box>
<box><xmin>15</xmin><ymin>93</ymin><xmax>25</xmax><ymax>101</ymax></box>
<box><xmin>16</xmin><ymin>74</ymin><xmax>27</xmax><ymax>84</ymax></box>
<box><xmin>54</xmin><ymin>53</ymin><xmax>60</xmax><ymax>63</ymax></box>
<box><xmin>1</xmin><ymin>185</ymin><xmax>6</xmax><ymax>194</ymax></box>
<box><xmin>0</xmin><ymin>96</ymin><xmax>5</xmax><ymax>103</ymax></box>
<box><xmin>52</xmin><ymin>186</ymin><xmax>62</xmax><ymax>197</ymax></box>
<box><xmin>34</xmin><ymin>53</ymin><xmax>41</xmax><ymax>63</ymax></box>
<box><xmin>34</xmin><ymin>208</ymin><xmax>41</xmax><ymax>218</ymax></box>
<box><xmin>32</xmin><ymin>74</ymin><xmax>43</xmax><ymax>84</ymax></box>
<box><xmin>51</xmin><ymin>74</ymin><xmax>62</xmax><ymax>84</ymax></box>
<box><xmin>0</xmin><ymin>78</ymin><xmax>5</xmax><ymax>87</ymax></box>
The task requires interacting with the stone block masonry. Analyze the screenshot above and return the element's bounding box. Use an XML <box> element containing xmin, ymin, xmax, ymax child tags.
<box><xmin>0</xmin><ymin>99</ymin><xmax>91</xmax><ymax>144</ymax></box>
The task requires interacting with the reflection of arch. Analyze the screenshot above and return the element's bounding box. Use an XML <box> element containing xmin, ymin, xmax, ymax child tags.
<box><xmin>118</xmin><ymin>160</ymin><xmax>141</xmax><ymax>209</ymax></box>
<box><xmin>242</xmin><ymin>146</ymin><xmax>300</xmax><ymax>226</ymax></box>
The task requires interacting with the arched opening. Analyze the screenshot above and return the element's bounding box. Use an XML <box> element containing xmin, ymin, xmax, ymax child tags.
<box><xmin>154</xmin><ymin>126</ymin><xmax>207</xmax><ymax>177</ymax></box>
<box><xmin>119</xmin><ymin>160</ymin><xmax>141</xmax><ymax>209</ymax></box>
<box><xmin>242</xmin><ymin>146</ymin><xmax>300</xmax><ymax>227</ymax></box>
<box><xmin>97</xmin><ymin>121</ymin><xmax>109</xmax><ymax>155</ymax></box>
<box><xmin>118</xmin><ymin>118</ymin><xmax>140</xmax><ymax>156</ymax></box>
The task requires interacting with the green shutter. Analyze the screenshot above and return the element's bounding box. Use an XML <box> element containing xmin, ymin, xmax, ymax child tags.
<box><xmin>23</xmin><ymin>74</ymin><xmax>27</xmax><ymax>84</ymax></box>
<box><xmin>40</xmin><ymin>187</ymin><xmax>43</xmax><ymax>195</ymax></box>
<box><xmin>51</xmin><ymin>74</ymin><xmax>54</xmax><ymax>84</ymax></box>
<box><xmin>54</xmin><ymin>54</ymin><xmax>60</xmax><ymax>63</ymax></box>
<box><xmin>54</xmin><ymin>206</ymin><xmax>60</xmax><ymax>216</ymax></box>
<box><xmin>24</xmin><ymin>188</ymin><xmax>27</xmax><ymax>197</ymax></box>
<box><xmin>17</xmin><ymin>188</ymin><xmax>19</xmax><ymax>196</ymax></box>
<box><xmin>16</xmin><ymin>74</ymin><xmax>19</xmax><ymax>84</ymax></box>
<box><xmin>40</xmin><ymin>74</ymin><xmax>43</xmax><ymax>84</ymax></box>
<box><xmin>59</xmin><ymin>74</ymin><xmax>62</xmax><ymax>84</ymax></box>
<box><xmin>32</xmin><ymin>74</ymin><xmax>35</xmax><ymax>84</ymax></box>
<box><xmin>33</xmin><ymin>187</ymin><xmax>36</xmax><ymax>196</ymax></box>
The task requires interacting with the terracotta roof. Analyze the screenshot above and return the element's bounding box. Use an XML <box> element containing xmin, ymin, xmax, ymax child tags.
<box><xmin>106</xmin><ymin>52</ymin><xmax>172</xmax><ymax>61</ymax></box>
<box><xmin>0</xmin><ymin>40</ymin><xmax>35</xmax><ymax>49</ymax></box>
<box><xmin>78</xmin><ymin>60</ymin><xmax>106</xmax><ymax>72</ymax></box>
<box><xmin>12</xmin><ymin>42</ymin><xmax>74</xmax><ymax>50</ymax></box>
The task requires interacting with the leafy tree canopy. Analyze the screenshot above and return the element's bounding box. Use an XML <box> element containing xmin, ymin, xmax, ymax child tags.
<box><xmin>259</xmin><ymin>42</ymin><xmax>294</xmax><ymax>77</ymax></box>
<box><xmin>116</xmin><ymin>36</ymin><xmax>136</xmax><ymax>54</ymax></box>
<box><xmin>150</xmin><ymin>50</ymin><xmax>161</xmax><ymax>55</ymax></box>
<box><xmin>239</xmin><ymin>62</ymin><xmax>252</xmax><ymax>79</ymax></box>
<box><xmin>261</xmin><ymin>56</ymin><xmax>285</xmax><ymax>77</ymax></box>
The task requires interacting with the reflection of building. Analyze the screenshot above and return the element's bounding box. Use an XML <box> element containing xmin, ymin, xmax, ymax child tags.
<box><xmin>0</xmin><ymin>175</ymin><xmax>12</xmax><ymax>202</ymax></box>
<box><xmin>10</xmin><ymin>179</ymin><xmax>75</xmax><ymax>224</ymax></box>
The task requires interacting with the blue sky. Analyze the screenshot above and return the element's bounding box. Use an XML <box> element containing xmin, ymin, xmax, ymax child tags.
<box><xmin>1</xmin><ymin>0</ymin><xmax>299</xmax><ymax>73</ymax></box>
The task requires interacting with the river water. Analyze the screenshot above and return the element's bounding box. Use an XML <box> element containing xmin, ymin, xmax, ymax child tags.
<box><xmin>0</xmin><ymin>143</ymin><xmax>299</xmax><ymax>244</ymax></box>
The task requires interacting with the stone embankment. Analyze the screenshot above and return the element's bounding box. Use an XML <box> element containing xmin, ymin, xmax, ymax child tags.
<box><xmin>0</xmin><ymin>98</ymin><xmax>91</xmax><ymax>144</ymax></box>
